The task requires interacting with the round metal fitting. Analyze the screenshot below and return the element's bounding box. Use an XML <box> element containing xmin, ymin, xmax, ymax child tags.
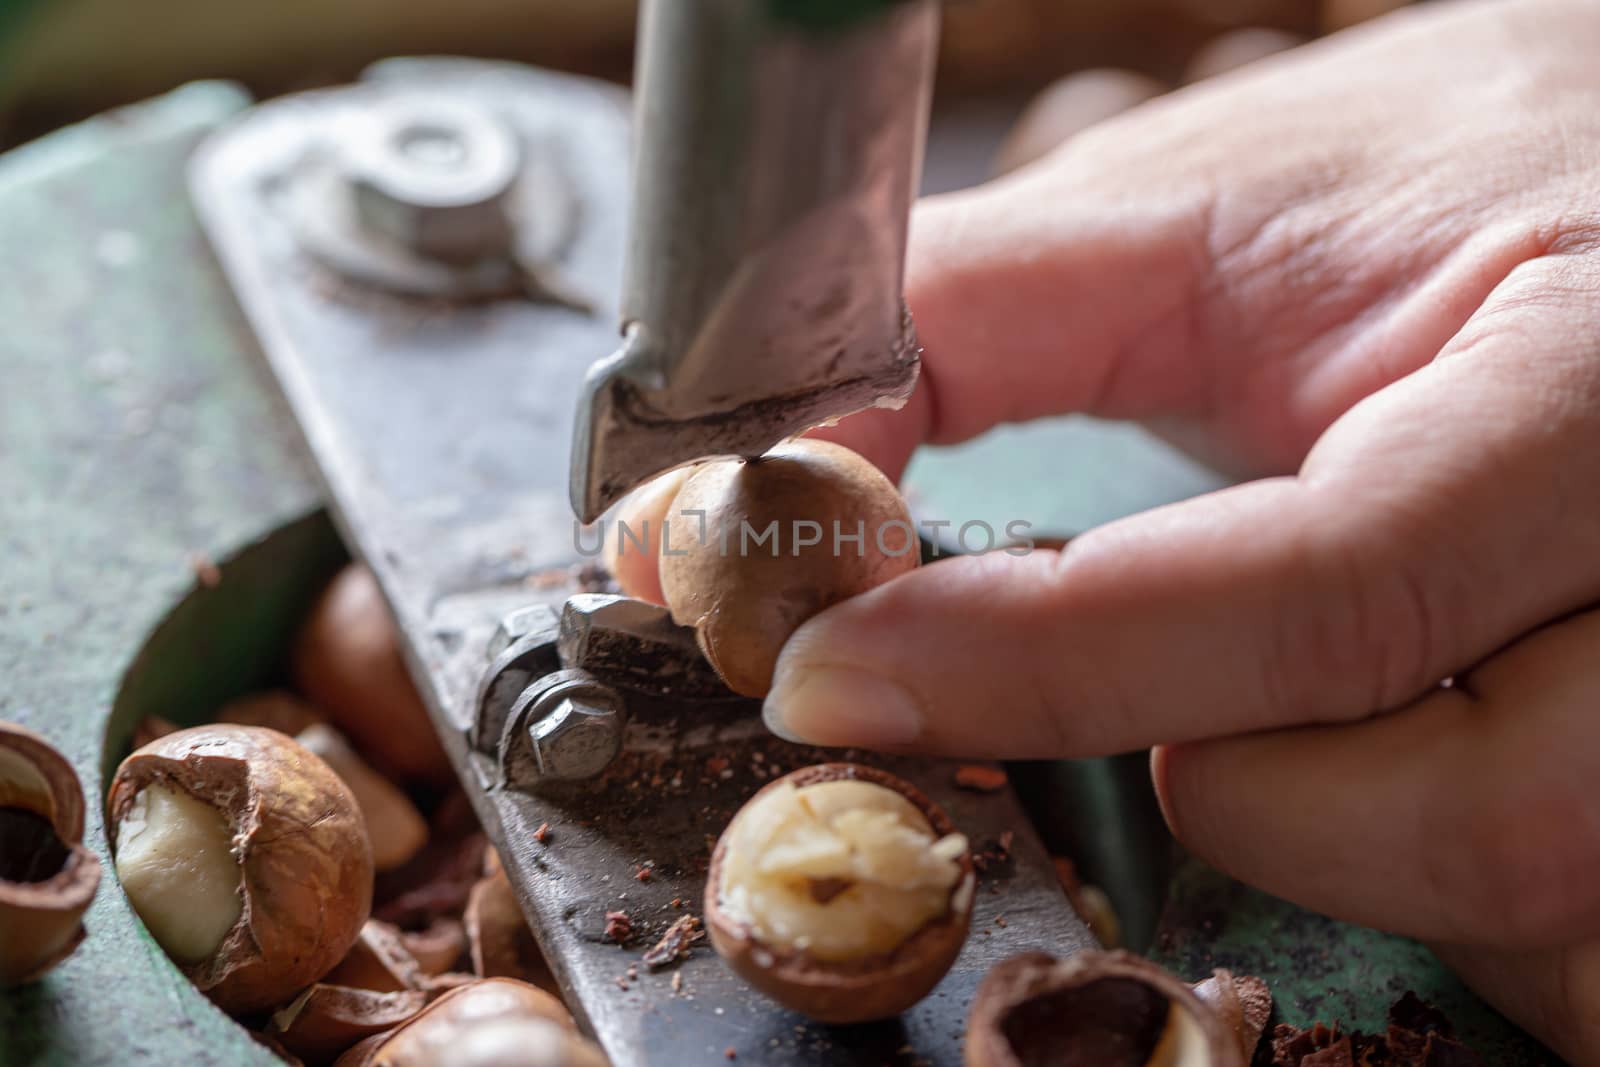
<box><xmin>342</xmin><ymin>99</ymin><xmax>522</xmax><ymax>264</ymax></box>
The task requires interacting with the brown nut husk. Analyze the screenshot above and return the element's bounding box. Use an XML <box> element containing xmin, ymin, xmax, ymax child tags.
<box><xmin>326</xmin><ymin>919</ymin><xmax>431</xmax><ymax>993</ymax></box>
<box><xmin>269</xmin><ymin>983</ymin><xmax>431</xmax><ymax>1064</ymax></box>
<box><xmin>291</xmin><ymin>564</ymin><xmax>452</xmax><ymax>784</ymax></box>
<box><xmin>107</xmin><ymin>724</ymin><xmax>374</xmax><ymax>1014</ymax></box>
<box><xmin>1192</xmin><ymin>970</ymin><xmax>1273</xmax><ymax>1063</ymax></box>
<box><xmin>659</xmin><ymin>440</ymin><xmax>919</xmax><ymax>697</ymax></box>
<box><xmin>0</xmin><ymin>722</ymin><xmax>102</xmax><ymax>987</ymax></box>
<box><xmin>399</xmin><ymin>918</ymin><xmax>468</xmax><ymax>977</ymax></box>
<box><xmin>965</xmin><ymin>950</ymin><xmax>1250</xmax><ymax>1067</ymax></box>
<box><xmin>705</xmin><ymin>763</ymin><xmax>974</xmax><ymax>1023</ymax></box>
<box><xmin>465</xmin><ymin>853</ymin><xmax>558</xmax><ymax>994</ymax></box>
<box><xmin>605</xmin><ymin>467</ymin><xmax>693</xmax><ymax>606</ymax></box>
<box><xmin>297</xmin><ymin>724</ymin><xmax>429</xmax><ymax>872</ymax></box>
<box><xmin>337</xmin><ymin>978</ymin><xmax>594</xmax><ymax>1067</ymax></box>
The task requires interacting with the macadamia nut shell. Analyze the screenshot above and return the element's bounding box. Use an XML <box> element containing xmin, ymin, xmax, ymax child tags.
<box><xmin>705</xmin><ymin>763</ymin><xmax>974</xmax><ymax>1023</ymax></box>
<box><xmin>108</xmin><ymin>724</ymin><xmax>374</xmax><ymax>1013</ymax></box>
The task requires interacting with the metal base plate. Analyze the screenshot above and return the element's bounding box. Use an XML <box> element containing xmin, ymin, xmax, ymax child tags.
<box><xmin>190</xmin><ymin>57</ymin><xmax>1091</xmax><ymax>1065</ymax></box>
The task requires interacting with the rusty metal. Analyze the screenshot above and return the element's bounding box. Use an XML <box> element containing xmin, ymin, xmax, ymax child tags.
<box><xmin>190</xmin><ymin>56</ymin><xmax>1092</xmax><ymax>1065</ymax></box>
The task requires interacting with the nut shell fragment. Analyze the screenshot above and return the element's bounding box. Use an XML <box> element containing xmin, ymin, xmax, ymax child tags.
<box><xmin>966</xmin><ymin>950</ymin><xmax>1248</xmax><ymax>1067</ymax></box>
<box><xmin>269</xmin><ymin>983</ymin><xmax>430</xmax><ymax>1064</ymax></box>
<box><xmin>465</xmin><ymin>853</ymin><xmax>557</xmax><ymax>994</ymax></box>
<box><xmin>336</xmin><ymin>978</ymin><xmax>595</xmax><ymax>1067</ymax></box>
<box><xmin>705</xmin><ymin>763</ymin><xmax>974</xmax><ymax>1023</ymax></box>
<box><xmin>0</xmin><ymin>722</ymin><xmax>101</xmax><ymax>987</ymax></box>
<box><xmin>108</xmin><ymin>724</ymin><xmax>374</xmax><ymax>1013</ymax></box>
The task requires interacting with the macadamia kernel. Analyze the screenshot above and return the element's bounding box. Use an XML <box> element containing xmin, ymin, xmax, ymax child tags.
<box><xmin>718</xmin><ymin>779</ymin><xmax>966</xmax><ymax>961</ymax></box>
<box><xmin>115</xmin><ymin>783</ymin><xmax>242</xmax><ymax>963</ymax></box>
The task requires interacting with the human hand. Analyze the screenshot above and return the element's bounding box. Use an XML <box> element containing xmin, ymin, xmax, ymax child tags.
<box><xmin>755</xmin><ymin>1</ymin><xmax>1600</xmax><ymax>1058</ymax></box>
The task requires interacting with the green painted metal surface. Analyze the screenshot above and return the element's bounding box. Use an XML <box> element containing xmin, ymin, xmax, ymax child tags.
<box><xmin>0</xmin><ymin>78</ymin><xmax>1557</xmax><ymax>1065</ymax></box>
<box><xmin>0</xmin><ymin>83</ymin><xmax>312</xmax><ymax>1066</ymax></box>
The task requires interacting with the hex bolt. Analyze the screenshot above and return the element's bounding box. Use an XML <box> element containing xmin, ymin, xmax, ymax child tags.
<box><xmin>341</xmin><ymin>99</ymin><xmax>523</xmax><ymax>265</ymax></box>
<box><xmin>518</xmin><ymin>675</ymin><xmax>625</xmax><ymax>783</ymax></box>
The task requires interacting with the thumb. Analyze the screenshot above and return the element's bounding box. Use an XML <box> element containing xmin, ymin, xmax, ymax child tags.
<box><xmin>762</xmin><ymin>252</ymin><xmax>1600</xmax><ymax>756</ymax></box>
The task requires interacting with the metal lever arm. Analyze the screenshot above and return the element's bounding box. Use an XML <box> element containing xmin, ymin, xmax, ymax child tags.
<box><xmin>571</xmin><ymin>0</ymin><xmax>940</xmax><ymax>521</ymax></box>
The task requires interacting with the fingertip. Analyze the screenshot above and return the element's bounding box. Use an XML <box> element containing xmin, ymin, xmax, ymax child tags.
<box><xmin>1149</xmin><ymin>744</ymin><xmax>1183</xmax><ymax>839</ymax></box>
<box><xmin>763</xmin><ymin>660</ymin><xmax>926</xmax><ymax>750</ymax></box>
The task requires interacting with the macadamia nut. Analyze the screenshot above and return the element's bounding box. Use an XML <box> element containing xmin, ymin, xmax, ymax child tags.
<box><xmin>660</xmin><ymin>440</ymin><xmax>919</xmax><ymax>697</ymax></box>
<box><xmin>718</xmin><ymin>779</ymin><xmax>966</xmax><ymax>961</ymax></box>
<box><xmin>109</xmin><ymin>725</ymin><xmax>372</xmax><ymax>1013</ymax></box>
<box><xmin>115</xmin><ymin>783</ymin><xmax>242</xmax><ymax>963</ymax></box>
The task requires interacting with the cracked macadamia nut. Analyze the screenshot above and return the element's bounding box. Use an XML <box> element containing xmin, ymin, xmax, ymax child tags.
<box><xmin>706</xmin><ymin>764</ymin><xmax>974</xmax><ymax>1023</ymax></box>
<box><xmin>109</xmin><ymin>724</ymin><xmax>374</xmax><ymax>1013</ymax></box>
<box><xmin>0</xmin><ymin>722</ymin><xmax>101</xmax><ymax>987</ymax></box>
<box><xmin>660</xmin><ymin>439</ymin><xmax>919</xmax><ymax>697</ymax></box>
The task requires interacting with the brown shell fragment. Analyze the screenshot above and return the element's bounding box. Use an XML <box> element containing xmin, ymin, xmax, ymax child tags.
<box><xmin>326</xmin><ymin>920</ymin><xmax>430</xmax><ymax>993</ymax></box>
<box><xmin>107</xmin><ymin>724</ymin><xmax>374</xmax><ymax>1014</ymax></box>
<box><xmin>268</xmin><ymin>983</ymin><xmax>431</xmax><ymax>1064</ymax></box>
<box><xmin>966</xmin><ymin>950</ymin><xmax>1247</xmax><ymax>1067</ymax></box>
<box><xmin>642</xmin><ymin>914</ymin><xmax>704</xmax><ymax>970</ymax></box>
<box><xmin>0</xmin><ymin>722</ymin><xmax>102</xmax><ymax>987</ymax></box>
<box><xmin>399</xmin><ymin>918</ymin><xmax>467</xmax><ymax>978</ymax></box>
<box><xmin>336</xmin><ymin>978</ymin><xmax>596</xmax><ymax>1067</ymax></box>
<box><xmin>1192</xmin><ymin>970</ymin><xmax>1274</xmax><ymax>1062</ymax></box>
<box><xmin>705</xmin><ymin>763</ymin><xmax>974</xmax><ymax>1024</ymax></box>
<box><xmin>465</xmin><ymin>853</ymin><xmax>557</xmax><ymax>994</ymax></box>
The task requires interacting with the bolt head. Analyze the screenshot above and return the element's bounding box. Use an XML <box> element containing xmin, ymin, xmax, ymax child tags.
<box><xmin>527</xmin><ymin>691</ymin><xmax>624</xmax><ymax>781</ymax></box>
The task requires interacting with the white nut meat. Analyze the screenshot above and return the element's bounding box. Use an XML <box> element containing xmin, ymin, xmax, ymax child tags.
<box><xmin>114</xmin><ymin>783</ymin><xmax>242</xmax><ymax>963</ymax></box>
<box><xmin>717</xmin><ymin>779</ymin><xmax>967</xmax><ymax>962</ymax></box>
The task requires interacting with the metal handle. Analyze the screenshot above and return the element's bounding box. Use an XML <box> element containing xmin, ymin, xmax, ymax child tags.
<box><xmin>571</xmin><ymin>0</ymin><xmax>939</xmax><ymax>520</ymax></box>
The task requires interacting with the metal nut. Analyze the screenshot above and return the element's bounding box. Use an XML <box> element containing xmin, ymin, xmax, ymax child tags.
<box><xmin>342</xmin><ymin>99</ymin><xmax>522</xmax><ymax>264</ymax></box>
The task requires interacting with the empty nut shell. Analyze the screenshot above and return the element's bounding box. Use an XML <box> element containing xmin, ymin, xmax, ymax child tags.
<box><xmin>705</xmin><ymin>763</ymin><xmax>974</xmax><ymax>1023</ymax></box>
<box><xmin>108</xmin><ymin>724</ymin><xmax>374</xmax><ymax>1014</ymax></box>
<box><xmin>965</xmin><ymin>950</ymin><xmax>1247</xmax><ymax>1067</ymax></box>
<box><xmin>0</xmin><ymin>722</ymin><xmax>101</xmax><ymax>987</ymax></box>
